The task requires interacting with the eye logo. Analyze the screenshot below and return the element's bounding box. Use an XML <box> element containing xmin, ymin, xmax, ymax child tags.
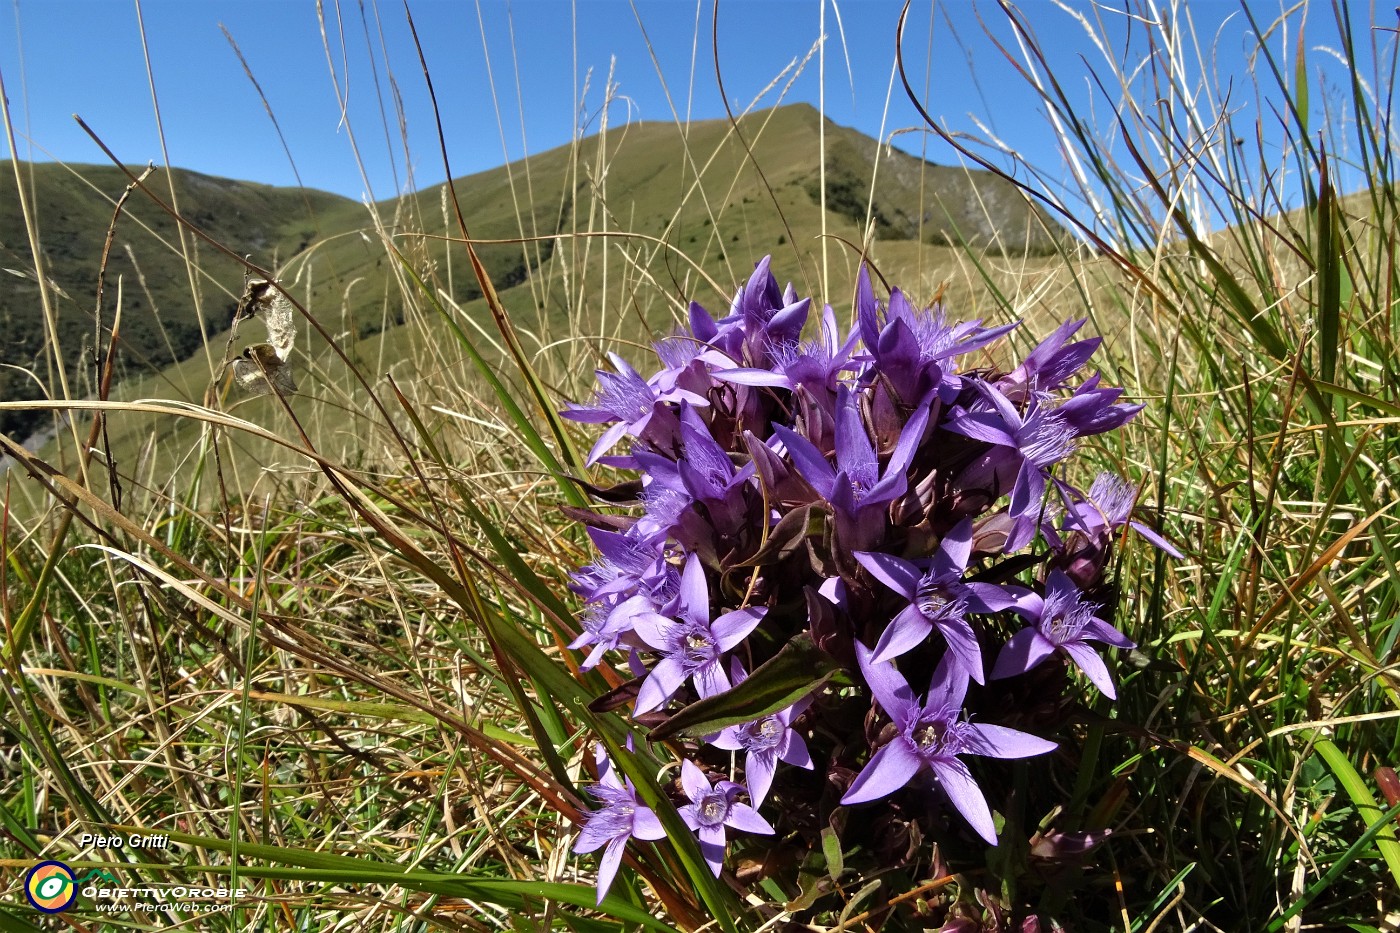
<box><xmin>25</xmin><ymin>860</ymin><xmax>78</xmax><ymax>913</ymax></box>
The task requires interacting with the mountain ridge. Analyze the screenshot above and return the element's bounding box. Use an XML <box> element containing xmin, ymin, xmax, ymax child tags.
<box><xmin>0</xmin><ymin>103</ymin><xmax>1066</xmax><ymax>443</ymax></box>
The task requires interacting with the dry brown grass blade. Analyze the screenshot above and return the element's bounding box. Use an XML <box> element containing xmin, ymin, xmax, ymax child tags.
<box><xmin>4</xmin><ymin>167</ymin><xmax>153</xmax><ymax>663</ymax></box>
<box><xmin>0</xmin><ymin>427</ymin><xmax>585</xmax><ymax>825</ymax></box>
<box><xmin>1243</xmin><ymin>501</ymin><xmax>1398</xmax><ymax>646</ymax></box>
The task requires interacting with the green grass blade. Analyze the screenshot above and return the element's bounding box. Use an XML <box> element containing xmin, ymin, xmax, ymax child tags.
<box><xmin>1309</xmin><ymin>736</ymin><xmax>1400</xmax><ymax>886</ymax></box>
<box><xmin>106</xmin><ymin>826</ymin><xmax>677</xmax><ymax>930</ymax></box>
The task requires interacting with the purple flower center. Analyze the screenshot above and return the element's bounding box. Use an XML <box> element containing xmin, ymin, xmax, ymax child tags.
<box><xmin>916</xmin><ymin>578</ymin><xmax>955</xmax><ymax>619</ymax></box>
<box><xmin>688</xmin><ymin>442</ymin><xmax>732</xmax><ymax>492</ymax></box>
<box><xmin>589</xmin><ymin>805</ymin><xmax>635</xmax><ymax>840</ymax></box>
<box><xmin>741</xmin><ymin>716</ymin><xmax>784</xmax><ymax>752</ymax></box>
<box><xmin>1041</xmin><ymin>585</ymin><xmax>1097</xmax><ymax>645</ymax></box>
<box><xmin>910</xmin><ymin>308</ymin><xmax>959</xmax><ymax>366</ymax></box>
<box><xmin>1088</xmin><ymin>473</ymin><xmax>1135</xmax><ymax>525</ymax></box>
<box><xmin>695</xmin><ymin>792</ymin><xmax>731</xmax><ymax>827</ymax></box>
<box><xmin>655</xmin><ymin>335</ymin><xmax>700</xmax><ymax>370</ymax></box>
<box><xmin>581</xmin><ymin>607</ymin><xmax>611</xmax><ymax>638</ymax></box>
<box><xmin>642</xmin><ymin>485</ymin><xmax>688</xmax><ymax>527</ymax></box>
<box><xmin>678</xmin><ymin>626</ymin><xmax>718</xmax><ymax>671</ymax></box>
<box><xmin>906</xmin><ymin>711</ymin><xmax>969</xmax><ymax>759</ymax></box>
<box><xmin>911</xmin><ymin>721</ymin><xmax>946</xmax><ymax>752</ymax></box>
<box><xmin>1046</xmin><ymin>610</ymin><xmax>1089</xmax><ymax>644</ymax></box>
<box><xmin>1018</xmin><ymin>408</ymin><xmax>1076</xmax><ymax>466</ymax></box>
<box><xmin>597</xmin><ymin>371</ymin><xmax>653</xmax><ymax>421</ymax></box>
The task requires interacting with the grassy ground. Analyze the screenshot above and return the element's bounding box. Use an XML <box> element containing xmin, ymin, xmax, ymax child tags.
<box><xmin>2</xmin><ymin>2</ymin><xmax>1398</xmax><ymax>931</ymax></box>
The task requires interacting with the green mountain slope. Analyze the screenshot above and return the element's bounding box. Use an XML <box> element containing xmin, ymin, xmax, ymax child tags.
<box><xmin>0</xmin><ymin>164</ymin><xmax>347</xmax><ymax>440</ymax></box>
<box><xmin>1</xmin><ymin>104</ymin><xmax>1064</xmax><ymax>453</ymax></box>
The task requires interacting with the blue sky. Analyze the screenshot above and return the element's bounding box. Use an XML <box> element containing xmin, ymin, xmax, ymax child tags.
<box><xmin>1</xmin><ymin>1</ymin><xmax>1388</xmax><ymax>212</ymax></box>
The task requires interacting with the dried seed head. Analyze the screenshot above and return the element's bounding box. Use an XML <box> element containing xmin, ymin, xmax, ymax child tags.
<box><xmin>240</xmin><ymin>278</ymin><xmax>297</xmax><ymax>359</ymax></box>
<box><xmin>231</xmin><ymin>343</ymin><xmax>297</xmax><ymax>397</ymax></box>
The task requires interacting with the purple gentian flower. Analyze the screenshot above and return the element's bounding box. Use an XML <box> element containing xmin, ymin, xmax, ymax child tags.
<box><xmin>842</xmin><ymin>642</ymin><xmax>1058</xmax><ymax>844</ymax></box>
<box><xmin>569</xmin><ymin>527</ymin><xmax>673</xmax><ymax>606</ymax></box>
<box><xmin>693</xmin><ymin>257</ymin><xmax>807</xmax><ymax>370</ymax></box>
<box><xmin>773</xmin><ymin>386</ymin><xmax>929</xmax><ymax>549</ymax></box>
<box><xmin>714</xmin><ymin>301</ymin><xmax>858</xmax><ymax>397</ymax></box>
<box><xmin>569</xmin><ymin>599</ymin><xmax>637</xmax><ymax>671</ymax></box>
<box><xmin>733</xmin><ymin>256</ymin><xmax>809</xmax><ymax>365</ymax></box>
<box><xmin>1000</xmin><ymin>318</ymin><xmax>1101</xmax><ymax>400</ymax></box>
<box><xmin>856</xmin><ymin>266</ymin><xmax>1017</xmax><ymax>405</ymax></box>
<box><xmin>631</xmin><ymin>553</ymin><xmax>766</xmax><ymax>713</ymax></box>
<box><xmin>946</xmin><ymin>383</ymin><xmax>1078</xmax><ymax>553</ymax></box>
<box><xmin>1060</xmin><ymin>472</ymin><xmax>1183</xmax><ymax>558</ymax></box>
<box><xmin>709</xmin><ymin>660</ymin><xmax>813</xmax><ymax>806</ymax></box>
<box><xmin>573</xmin><ymin>744</ymin><xmax>667</xmax><ymax>904</ymax></box>
<box><xmin>651</xmin><ymin>331</ymin><xmax>716</xmax><ymax>398</ymax></box>
<box><xmin>677</xmin><ymin>759</ymin><xmax>774</xmax><ymax>876</ymax></box>
<box><xmin>991</xmin><ymin>569</ymin><xmax>1136</xmax><ymax>698</ymax></box>
<box><xmin>853</xmin><ymin>518</ymin><xmax>1018</xmax><ymax>676</ymax></box>
<box><xmin>782</xmin><ymin>302</ymin><xmax>861</xmax><ymax>394</ymax></box>
<box><xmin>635</xmin><ymin>481</ymin><xmax>692</xmax><ymax>544</ymax></box>
<box><xmin>562</xmin><ymin>352</ymin><xmax>708</xmax><ymax>464</ymax></box>
<box><xmin>634</xmin><ymin>405</ymin><xmax>757</xmax><ymax>534</ymax></box>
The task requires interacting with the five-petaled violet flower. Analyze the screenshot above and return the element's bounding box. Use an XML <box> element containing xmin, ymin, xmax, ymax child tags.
<box><xmin>573</xmin><ymin>745</ymin><xmax>666</xmax><ymax>904</ymax></box>
<box><xmin>677</xmin><ymin>759</ymin><xmax>775</xmax><ymax>876</ymax></box>
<box><xmin>854</xmin><ymin>518</ymin><xmax>1018</xmax><ymax>676</ymax></box>
<box><xmin>631</xmin><ymin>553</ymin><xmax>766</xmax><ymax>714</ymax></box>
<box><xmin>947</xmin><ymin>384</ymin><xmax>1079</xmax><ymax>553</ymax></box>
<box><xmin>842</xmin><ymin>643</ymin><xmax>1058</xmax><ymax>844</ymax></box>
<box><xmin>563</xmin><ymin>352</ymin><xmax>708</xmax><ymax>465</ymax></box>
<box><xmin>709</xmin><ymin>660</ymin><xmax>814</xmax><ymax>806</ymax></box>
<box><xmin>991</xmin><ymin>568</ymin><xmax>1136</xmax><ymax>698</ymax></box>
<box><xmin>774</xmin><ymin>386</ymin><xmax>929</xmax><ymax>549</ymax></box>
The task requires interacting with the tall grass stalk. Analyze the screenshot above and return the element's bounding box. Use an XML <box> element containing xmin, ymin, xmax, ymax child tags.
<box><xmin>895</xmin><ymin>0</ymin><xmax>1400</xmax><ymax>927</ymax></box>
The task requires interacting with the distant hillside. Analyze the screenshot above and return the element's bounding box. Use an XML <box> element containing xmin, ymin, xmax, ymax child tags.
<box><xmin>0</xmin><ymin>104</ymin><xmax>1065</xmax><ymax>444</ymax></box>
<box><xmin>0</xmin><ymin>165</ymin><xmax>346</xmax><ymax>441</ymax></box>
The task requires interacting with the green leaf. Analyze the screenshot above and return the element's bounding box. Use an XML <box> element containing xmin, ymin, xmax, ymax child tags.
<box><xmin>1294</xmin><ymin>27</ymin><xmax>1310</xmax><ymax>138</ymax></box>
<box><xmin>1309</xmin><ymin>378</ymin><xmax>1400</xmax><ymax>417</ymax></box>
<box><xmin>1310</xmin><ymin>737</ymin><xmax>1400</xmax><ymax>886</ymax></box>
<box><xmin>648</xmin><ymin>634</ymin><xmax>841</xmax><ymax>741</ymax></box>
<box><xmin>820</xmin><ymin>825</ymin><xmax>844</xmax><ymax>880</ymax></box>
<box><xmin>1315</xmin><ymin>156</ymin><xmax>1342</xmax><ymax>388</ymax></box>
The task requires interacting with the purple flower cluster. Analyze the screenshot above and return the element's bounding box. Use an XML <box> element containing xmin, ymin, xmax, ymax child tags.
<box><xmin>565</xmin><ymin>257</ymin><xmax>1176</xmax><ymax>902</ymax></box>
